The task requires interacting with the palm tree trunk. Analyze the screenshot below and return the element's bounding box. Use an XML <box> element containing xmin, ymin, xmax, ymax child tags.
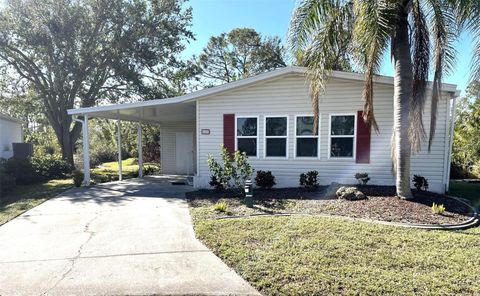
<box><xmin>392</xmin><ymin>3</ymin><xmax>414</xmax><ymax>199</ymax></box>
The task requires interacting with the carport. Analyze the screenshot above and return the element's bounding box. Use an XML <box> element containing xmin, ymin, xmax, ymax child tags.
<box><xmin>67</xmin><ymin>97</ymin><xmax>196</xmax><ymax>185</ymax></box>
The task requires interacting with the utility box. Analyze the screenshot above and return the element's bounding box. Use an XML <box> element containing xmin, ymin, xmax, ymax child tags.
<box><xmin>13</xmin><ymin>143</ymin><xmax>33</xmax><ymax>159</ymax></box>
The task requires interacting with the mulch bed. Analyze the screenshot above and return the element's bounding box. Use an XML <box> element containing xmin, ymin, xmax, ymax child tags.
<box><xmin>187</xmin><ymin>185</ymin><xmax>474</xmax><ymax>226</ymax></box>
<box><xmin>186</xmin><ymin>186</ymin><xmax>326</xmax><ymax>200</ymax></box>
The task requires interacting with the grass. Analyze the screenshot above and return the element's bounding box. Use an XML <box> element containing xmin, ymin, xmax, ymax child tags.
<box><xmin>96</xmin><ymin>158</ymin><xmax>140</xmax><ymax>172</ymax></box>
<box><xmin>194</xmin><ymin>215</ymin><xmax>480</xmax><ymax>296</ymax></box>
<box><xmin>449</xmin><ymin>180</ymin><xmax>480</xmax><ymax>209</ymax></box>
<box><xmin>91</xmin><ymin>158</ymin><xmax>160</xmax><ymax>184</ymax></box>
<box><xmin>0</xmin><ymin>179</ymin><xmax>73</xmax><ymax>225</ymax></box>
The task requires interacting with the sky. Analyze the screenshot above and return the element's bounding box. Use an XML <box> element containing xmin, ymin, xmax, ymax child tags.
<box><xmin>184</xmin><ymin>0</ymin><xmax>476</xmax><ymax>94</ymax></box>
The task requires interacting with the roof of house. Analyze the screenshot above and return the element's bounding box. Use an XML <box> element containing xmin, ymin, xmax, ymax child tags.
<box><xmin>67</xmin><ymin>66</ymin><xmax>460</xmax><ymax>118</ymax></box>
<box><xmin>0</xmin><ymin>113</ymin><xmax>25</xmax><ymax>124</ymax></box>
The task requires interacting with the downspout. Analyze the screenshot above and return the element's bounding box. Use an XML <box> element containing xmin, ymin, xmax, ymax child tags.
<box><xmin>445</xmin><ymin>92</ymin><xmax>459</xmax><ymax>192</ymax></box>
<box><xmin>73</xmin><ymin>114</ymin><xmax>90</xmax><ymax>186</ymax></box>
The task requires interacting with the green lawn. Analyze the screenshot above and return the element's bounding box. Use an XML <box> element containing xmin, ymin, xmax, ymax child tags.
<box><xmin>0</xmin><ymin>179</ymin><xmax>73</xmax><ymax>225</ymax></box>
<box><xmin>91</xmin><ymin>158</ymin><xmax>160</xmax><ymax>183</ymax></box>
<box><xmin>449</xmin><ymin>180</ymin><xmax>480</xmax><ymax>209</ymax></box>
<box><xmin>194</xmin><ymin>216</ymin><xmax>480</xmax><ymax>296</ymax></box>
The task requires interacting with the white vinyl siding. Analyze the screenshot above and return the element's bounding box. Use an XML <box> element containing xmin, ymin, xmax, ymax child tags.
<box><xmin>0</xmin><ymin>118</ymin><xmax>23</xmax><ymax>159</ymax></box>
<box><xmin>195</xmin><ymin>74</ymin><xmax>452</xmax><ymax>193</ymax></box>
<box><xmin>160</xmin><ymin>121</ymin><xmax>196</xmax><ymax>174</ymax></box>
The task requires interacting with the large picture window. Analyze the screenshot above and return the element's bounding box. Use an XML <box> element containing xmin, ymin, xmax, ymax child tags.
<box><xmin>295</xmin><ymin>116</ymin><xmax>318</xmax><ymax>157</ymax></box>
<box><xmin>329</xmin><ymin>114</ymin><xmax>355</xmax><ymax>158</ymax></box>
<box><xmin>265</xmin><ymin>116</ymin><xmax>288</xmax><ymax>158</ymax></box>
<box><xmin>236</xmin><ymin>117</ymin><xmax>257</xmax><ymax>157</ymax></box>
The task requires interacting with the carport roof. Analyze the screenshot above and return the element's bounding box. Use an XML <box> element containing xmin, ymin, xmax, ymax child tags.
<box><xmin>67</xmin><ymin>66</ymin><xmax>459</xmax><ymax>124</ymax></box>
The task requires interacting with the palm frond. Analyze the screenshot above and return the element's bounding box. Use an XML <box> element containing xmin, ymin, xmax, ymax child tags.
<box><xmin>352</xmin><ymin>0</ymin><xmax>396</xmax><ymax>132</ymax></box>
<box><xmin>288</xmin><ymin>0</ymin><xmax>335</xmax><ymax>60</ymax></box>
<box><xmin>464</xmin><ymin>2</ymin><xmax>480</xmax><ymax>81</ymax></box>
<box><xmin>425</xmin><ymin>0</ymin><xmax>458</xmax><ymax>151</ymax></box>
<box><xmin>409</xmin><ymin>0</ymin><xmax>429</xmax><ymax>153</ymax></box>
<box><xmin>289</xmin><ymin>0</ymin><xmax>354</xmax><ymax>134</ymax></box>
<box><xmin>454</xmin><ymin>0</ymin><xmax>480</xmax><ymax>81</ymax></box>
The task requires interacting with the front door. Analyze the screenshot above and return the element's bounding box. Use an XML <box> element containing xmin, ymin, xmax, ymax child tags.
<box><xmin>175</xmin><ymin>132</ymin><xmax>194</xmax><ymax>175</ymax></box>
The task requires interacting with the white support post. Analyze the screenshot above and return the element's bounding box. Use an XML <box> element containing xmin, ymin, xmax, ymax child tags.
<box><xmin>137</xmin><ymin>122</ymin><xmax>143</xmax><ymax>178</ymax></box>
<box><xmin>445</xmin><ymin>96</ymin><xmax>458</xmax><ymax>192</ymax></box>
<box><xmin>74</xmin><ymin>114</ymin><xmax>90</xmax><ymax>186</ymax></box>
<box><xmin>117</xmin><ymin>119</ymin><xmax>122</xmax><ymax>181</ymax></box>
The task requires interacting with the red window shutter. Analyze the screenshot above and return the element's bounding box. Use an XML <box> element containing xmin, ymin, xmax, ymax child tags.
<box><xmin>356</xmin><ymin>111</ymin><xmax>371</xmax><ymax>163</ymax></box>
<box><xmin>223</xmin><ymin>114</ymin><xmax>235</xmax><ymax>154</ymax></box>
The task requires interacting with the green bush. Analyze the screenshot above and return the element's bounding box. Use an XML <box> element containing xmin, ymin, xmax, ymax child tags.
<box><xmin>90</xmin><ymin>148</ymin><xmax>117</xmax><ymax>168</ymax></box>
<box><xmin>32</xmin><ymin>155</ymin><xmax>72</xmax><ymax>179</ymax></box>
<box><xmin>0</xmin><ymin>159</ymin><xmax>16</xmax><ymax>194</ymax></box>
<box><xmin>72</xmin><ymin>170</ymin><xmax>83</xmax><ymax>187</ymax></box>
<box><xmin>300</xmin><ymin>170</ymin><xmax>319</xmax><ymax>189</ymax></box>
<box><xmin>354</xmin><ymin>172</ymin><xmax>370</xmax><ymax>185</ymax></box>
<box><xmin>143</xmin><ymin>165</ymin><xmax>160</xmax><ymax>176</ymax></box>
<box><xmin>4</xmin><ymin>157</ymin><xmax>43</xmax><ymax>185</ymax></box>
<box><xmin>207</xmin><ymin>145</ymin><xmax>254</xmax><ymax>190</ymax></box>
<box><xmin>255</xmin><ymin>170</ymin><xmax>276</xmax><ymax>189</ymax></box>
<box><xmin>209</xmin><ymin>175</ymin><xmax>227</xmax><ymax>190</ymax></box>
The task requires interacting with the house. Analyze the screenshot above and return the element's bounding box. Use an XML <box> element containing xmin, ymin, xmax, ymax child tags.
<box><xmin>67</xmin><ymin>66</ymin><xmax>459</xmax><ymax>193</ymax></box>
<box><xmin>0</xmin><ymin>113</ymin><xmax>24</xmax><ymax>159</ymax></box>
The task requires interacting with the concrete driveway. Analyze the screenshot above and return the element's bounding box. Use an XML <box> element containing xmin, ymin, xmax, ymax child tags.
<box><xmin>0</xmin><ymin>177</ymin><xmax>259</xmax><ymax>296</ymax></box>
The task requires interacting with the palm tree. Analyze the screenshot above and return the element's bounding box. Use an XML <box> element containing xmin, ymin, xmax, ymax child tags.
<box><xmin>289</xmin><ymin>0</ymin><xmax>479</xmax><ymax>199</ymax></box>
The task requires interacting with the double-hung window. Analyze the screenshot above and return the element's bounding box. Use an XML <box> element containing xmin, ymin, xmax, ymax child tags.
<box><xmin>265</xmin><ymin>116</ymin><xmax>288</xmax><ymax>158</ymax></box>
<box><xmin>329</xmin><ymin>114</ymin><xmax>356</xmax><ymax>158</ymax></box>
<box><xmin>295</xmin><ymin>116</ymin><xmax>318</xmax><ymax>157</ymax></box>
<box><xmin>236</xmin><ymin>117</ymin><xmax>258</xmax><ymax>157</ymax></box>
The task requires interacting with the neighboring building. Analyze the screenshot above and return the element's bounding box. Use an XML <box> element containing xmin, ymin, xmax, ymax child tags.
<box><xmin>68</xmin><ymin>67</ymin><xmax>459</xmax><ymax>193</ymax></box>
<box><xmin>0</xmin><ymin>113</ymin><xmax>24</xmax><ymax>159</ymax></box>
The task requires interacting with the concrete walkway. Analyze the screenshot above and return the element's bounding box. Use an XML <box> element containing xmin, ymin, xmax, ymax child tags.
<box><xmin>0</xmin><ymin>177</ymin><xmax>259</xmax><ymax>296</ymax></box>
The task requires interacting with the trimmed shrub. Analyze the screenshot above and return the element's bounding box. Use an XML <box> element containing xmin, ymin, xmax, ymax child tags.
<box><xmin>90</xmin><ymin>148</ymin><xmax>117</xmax><ymax>168</ymax></box>
<box><xmin>143</xmin><ymin>165</ymin><xmax>160</xmax><ymax>176</ymax></box>
<box><xmin>299</xmin><ymin>170</ymin><xmax>319</xmax><ymax>189</ymax></box>
<box><xmin>0</xmin><ymin>159</ymin><xmax>16</xmax><ymax>194</ymax></box>
<box><xmin>413</xmin><ymin>175</ymin><xmax>429</xmax><ymax>191</ymax></box>
<box><xmin>354</xmin><ymin>172</ymin><xmax>370</xmax><ymax>185</ymax></box>
<box><xmin>72</xmin><ymin>170</ymin><xmax>84</xmax><ymax>187</ymax></box>
<box><xmin>255</xmin><ymin>170</ymin><xmax>276</xmax><ymax>189</ymax></box>
<box><xmin>4</xmin><ymin>157</ymin><xmax>42</xmax><ymax>185</ymax></box>
<box><xmin>32</xmin><ymin>155</ymin><xmax>72</xmax><ymax>179</ymax></box>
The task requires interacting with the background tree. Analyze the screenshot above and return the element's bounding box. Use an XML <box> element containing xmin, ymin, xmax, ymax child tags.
<box><xmin>0</xmin><ymin>0</ymin><xmax>194</xmax><ymax>165</ymax></box>
<box><xmin>197</xmin><ymin>28</ymin><xmax>286</xmax><ymax>86</ymax></box>
<box><xmin>452</xmin><ymin>81</ymin><xmax>480</xmax><ymax>178</ymax></box>
<box><xmin>289</xmin><ymin>0</ymin><xmax>480</xmax><ymax>199</ymax></box>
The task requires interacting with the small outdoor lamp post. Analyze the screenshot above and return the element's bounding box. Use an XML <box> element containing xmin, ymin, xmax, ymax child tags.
<box><xmin>244</xmin><ymin>179</ymin><xmax>253</xmax><ymax>208</ymax></box>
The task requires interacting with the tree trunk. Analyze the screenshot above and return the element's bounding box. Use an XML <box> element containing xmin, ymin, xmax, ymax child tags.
<box><xmin>48</xmin><ymin>108</ymin><xmax>76</xmax><ymax>167</ymax></box>
<box><xmin>60</xmin><ymin>127</ymin><xmax>75</xmax><ymax>166</ymax></box>
<box><xmin>392</xmin><ymin>3</ymin><xmax>414</xmax><ymax>199</ymax></box>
